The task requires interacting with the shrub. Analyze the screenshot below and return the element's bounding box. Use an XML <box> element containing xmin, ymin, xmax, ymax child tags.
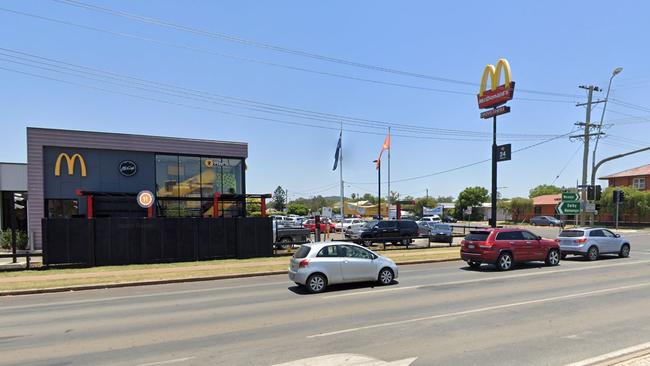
<box><xmin>0</xmin><ymin>230</ymin><xmax>29</xmax><ymax>251</ymax></box>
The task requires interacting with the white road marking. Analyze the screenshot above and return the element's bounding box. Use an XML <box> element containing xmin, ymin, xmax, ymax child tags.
<box><xmin>272</xmin><ymin>353</ymin><xmax>417</xmax><ymax>366</ymax></box>
<box><xmin>135</xmin><ymin>357</ymin><xmax>196</xmax><ymax>366</ymax></box>
<box><xmin>564</xmin><ymin>341</ymin><xmax>650</xmax><ymax>366</ymax></box>
<box><xmin>0</xmin><ymin>281</ymin><xmax>288</xmax><ymax>311</ymax></box>
<box><xmin>308</xmin><ymin>282</ymin><xmax>650</xmax><ymax>338</ymax></box>
<box><xmin>323</xmin><ymin>259</ymin><xmax>650</xmax><ymax>299</ymax></box>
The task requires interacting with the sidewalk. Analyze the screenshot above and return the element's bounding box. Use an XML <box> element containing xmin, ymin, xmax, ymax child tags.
<box><xmin>0</xmin><ymin>247</ymin><xmax>460</xmax><ymax>294</ymax></box>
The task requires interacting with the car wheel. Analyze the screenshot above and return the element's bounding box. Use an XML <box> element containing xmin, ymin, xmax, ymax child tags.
<box><xmin>468</xmin><ymin>261</ymin><xmax>481</xmax><ymax>269</ymax></box>
<box><xmin>545</xmin><ymin>249</ymin><xmax>560</xmax><ymax>266</ymax></box>
<box><xmin>401</xmin><ymin>237</ymin><xmax>410</xmax><ymax>246</ymax></box>
<box><xmin>378</xmin><ymin>267</ymin><xmax>394</xmax><ymax>285</ymax></box>
<box><xmin>496</xmin><ymin>252</ymin><xmax>513</xmax><ymax>271</ymax></box>
<box><xmin>531</xmin><ymin>222</ymin><xmax>536</xmax><ymax>226</ymax></box>
<box><xmin>306</xmin><ymin>273</ymin><xmax>327</xmax><ymax>294</ymax></box>
<box><xmin>619</xmin><ymin>244</ymin><xmax>630</xmax><ymax>258</ymax></box>
<box><xmin>586</xmin><ymin>246</ymin><xmax>599</xmax><ymax>261</ymax></box>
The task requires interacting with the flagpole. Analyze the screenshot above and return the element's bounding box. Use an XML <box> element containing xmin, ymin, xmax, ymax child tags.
<box><xmin>387</xmin><ymin>126</ymin><xmax>391</xmax><ymax>217</ymax></box>
<box><xmin>339</xmin><ymin>123</ymin><xmax>344</xmax><ymax>221</ymax></box>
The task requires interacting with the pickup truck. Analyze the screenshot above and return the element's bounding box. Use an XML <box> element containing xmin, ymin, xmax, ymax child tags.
<box><xmin>273</xmin><ymin>225</ymin><xmax>310</xmax><ymax>249</ymax></box>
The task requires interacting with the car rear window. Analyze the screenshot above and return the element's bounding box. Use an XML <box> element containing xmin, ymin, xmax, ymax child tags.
<box><xmin>293</xmin><ymin>246</ymin><xmax>311</xmax><ymax>258</ymax></box>
<box><xmin>559</xmin><ymin>230</ymin><xmax>584</xmax><ymax>237</ymax></box>
<box><xmin>465</xmin><ymin>231</ymin><xmax>490</xmax><ymax>241</ymax></box>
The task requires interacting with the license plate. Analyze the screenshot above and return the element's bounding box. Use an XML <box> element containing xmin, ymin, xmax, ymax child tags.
<box><xmin>468</xmin><ymin>244</ymin><xmax>475</xmax><ymax>249</ymax></box>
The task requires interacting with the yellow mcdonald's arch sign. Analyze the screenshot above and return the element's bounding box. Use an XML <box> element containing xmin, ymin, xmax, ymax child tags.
<box><xmin>54</xmin><ymin>153</ymin><xmax>87</xmax><ymax>177</ymax></box>
<box><xmin>477</xmin><ymin>58</ymin><xmax>515</xmax><ymax>109</ymax></box>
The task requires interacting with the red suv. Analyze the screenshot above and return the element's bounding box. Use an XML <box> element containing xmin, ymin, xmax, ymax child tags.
<box><xmin>460</xmin><ymin>228</ymin><xmax>560</xmax><ymax>271</ymax></box>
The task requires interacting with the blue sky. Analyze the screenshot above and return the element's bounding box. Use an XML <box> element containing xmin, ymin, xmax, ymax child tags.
<box><xmin>1</xmin><ymin>0</ymin><xmax>649</xmax><ymax>200</ymax></box>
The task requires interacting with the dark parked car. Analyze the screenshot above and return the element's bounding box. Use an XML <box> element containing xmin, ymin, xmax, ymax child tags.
<box><xmin>460</xmin><ymin>228</ymin><xmax>560</xmax><ymax>271</ymax></box>
<box><xmin>428</xmin><ymin>223</ymin><xmax>454</xmax><ymax>245</ymax></box>
<box><xmin>529</xmin><ymin>216</ymin><xmax>563</xmax><ymax>227</ymax></box>
<box><xmin>442</xmin><ymin>215</ymin><xmax>457</xmax><ymax>223</ymax></box>
<box><xmin>359</xmin><ymin>220</ymin><xmax>419</xmax><ymax>246</ymax></box>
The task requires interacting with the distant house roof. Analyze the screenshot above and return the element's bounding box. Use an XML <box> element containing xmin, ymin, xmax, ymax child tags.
<box><xmin>599</xmin><ymin>164</ymin><xmax>650</xmax><ymax>179</ymax></box>
<box><xmin>533</xmin><ymin>194</ymin><xmax>561</xmax><ymax>206</ymax></box>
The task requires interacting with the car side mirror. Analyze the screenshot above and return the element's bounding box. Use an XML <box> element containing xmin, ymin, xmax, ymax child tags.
<box><xmin>537</xmin><ymin>236</ymin><xmax>542</xmax><ymax>240</ymax></box>
<box><xmin>615</xmin><ymin>234</ymin><xmax>621</xmax><ymax>238</ymax></box>
<box><xmin>373</xmin><ymin>225</ymin><xmax>379</xmax><ymax>229</ymax></box>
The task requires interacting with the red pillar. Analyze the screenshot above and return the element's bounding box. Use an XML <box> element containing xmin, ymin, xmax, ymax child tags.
<box><xmin>147</xmin><ymin>206</ymin><xmax>154</xmax><ymax>218</ymax></box>
<box><xmin>87</xmin><ymin>195</ymin><xmax>94</xmax><ymax>219</ymax></box>
<box><xmin>213</xmin><ymin>192</ymin><xmax>221</xmax><ymax>218</ymax></box>
<box><xmin>261</xmin><ymin>197</ymin><xmax>267</xmax><ymax>217</ymax></box>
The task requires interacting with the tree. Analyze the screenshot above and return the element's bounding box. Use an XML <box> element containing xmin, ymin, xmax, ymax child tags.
<box><xmin>435</xmin><ymin>196</ymin><xmax>454</xmax><ymax>203</ymax></box>
<box><xmin>505</xmin><ymin>197</ymin><xmax>534</xmax><ymax>222</ymax></box>
<box><xmin>287</xmin><ymin>202</ymin><xmax>309</xmax><ymax>216</ymax></box>
<box><xmin>272</xmin><ymin>186</ymin><xmax>287</xmax><ymax>211</ymax></box>
<box><xmin>361</xmin><ymin>193</ymin><xmax>376</xmax><ymax>204</ymax></box>
<box><xmin>455</xmin><ymin>186</ymin><xmax>489</xmax><ymax>220</ymax></box>
<box><xmin>389</xmin><ymin>191</ymin><xmax>400</xmax><ymax>203</ymax></box>
<box><xmin>529</xmin><ymin>184</ymin><xmax>562</xmax><ymax>198</ymax></box>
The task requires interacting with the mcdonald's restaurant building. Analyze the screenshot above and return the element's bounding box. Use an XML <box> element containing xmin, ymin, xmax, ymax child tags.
<box><xmin>27</xmin><ymin>128</ymin><xmax>272</xmax><ymax>265</ymax></box>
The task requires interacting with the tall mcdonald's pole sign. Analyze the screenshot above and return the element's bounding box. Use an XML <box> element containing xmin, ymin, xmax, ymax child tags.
<box><xmin>477</xmin><ymin>58</ymin><xmax>515</xmax><ymax>228</ymax></box>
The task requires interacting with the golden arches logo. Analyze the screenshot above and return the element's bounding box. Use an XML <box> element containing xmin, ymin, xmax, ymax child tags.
<box><xmin>54</xmin><ymin>153</ymin><xmax>87</xmax><ymax>177</ymax></box>
<box><xmin>479</xmin><ymin>58</ymin><xmax>512</xmax><ymax>97</ymax></box>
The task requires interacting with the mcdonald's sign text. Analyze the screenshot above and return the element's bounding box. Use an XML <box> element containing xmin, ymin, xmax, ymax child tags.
<box><xmin>54</xmin><ymin>153</ymin><xmax>87</xmax><ymax>177</ymax></box>
<box><xmin>480</xmin><ymin>105</ymin><xmax>511</xmax><ymax>119</ymax></box>
<box><xmin>477</xmin><ymin>58</ymin><xmax>515</xmax><ymax>109</ymax></box>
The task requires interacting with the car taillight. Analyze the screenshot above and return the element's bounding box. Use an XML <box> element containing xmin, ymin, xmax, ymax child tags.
<box><xmin>299</xmin><ymin>259</ymin><xmax>310</xmax><ymax>268</ymax></box>
<box><xmin>574</xmin><ymin>238</ymin><xmax>587</xmax><ymax>244</ymax></box>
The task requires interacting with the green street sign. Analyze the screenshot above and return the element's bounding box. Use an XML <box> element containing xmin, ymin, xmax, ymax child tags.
<box><xmin>562</xmin><ymin>192</ymin><xmax>579</xmax><ymax>202</ymax></box>
<box><xmin>556</xmin><ymin>201</ymin><xmax>581</xmax><ymax>215</ymax></box>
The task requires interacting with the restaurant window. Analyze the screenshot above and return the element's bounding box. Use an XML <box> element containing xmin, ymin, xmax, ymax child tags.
<box><xmin>46</xmin><ymin>199</ymin><xmax>79</xmax><ymax>218</ymax></box>
<box><xmin>179</xmin><ymin>156</ymin><xmax>202</xmax><ymax>198</ymax></box>
<box><xmin>155</xmin><ymin>155</ymin><xmax>179</xmax><ymax>198</ymax></box>
<box><xmin>201</xmin><ymin>157</ymin><xmax>222</xmax><ymax>198</ymax></box>
<box><xmin>222</xmin><ymin>159</ymin><xmax>243</xmax><ymax>194</ymax></box>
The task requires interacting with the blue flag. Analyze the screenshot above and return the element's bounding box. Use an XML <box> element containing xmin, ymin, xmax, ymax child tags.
<box><xmin>332</xmin><ymin>133</ymin><xmax>342</xmax><ymax>171</ymax></box>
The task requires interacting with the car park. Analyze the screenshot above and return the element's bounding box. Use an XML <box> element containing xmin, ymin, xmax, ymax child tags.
<box><xmin>428</xmin><ymin>223</ymin><xmax>454</xmax><ymax>245</ymax></box>
<box><xmin>529</xmin><ymin>215</ymin><xmax>563</xmax><ymax>227</ymax></box>
<box><xmin>359</xmin><ymin>220</ymin><xmax>419</xmax><ymax>246</ymax></box>
<box><xmin>556</xmin><ymin>227</ymin><xmax>631</xmax><ymax>261</ymax></box>
<box><xmin>288</xmin><ymin>242</ymin><xmax>398</xmax><ymax>293</ymax></box>
<box><xmin>460</xmin><ymin>228</ymin><xmax>561</xmax><ymax>271</ymax></box>
<box><xmin>345</xmin><ymin>220</ymin><xmax>377</xmax><ymax>240</ymax></box>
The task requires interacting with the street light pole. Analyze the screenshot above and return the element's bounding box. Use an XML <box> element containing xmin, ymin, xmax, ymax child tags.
<box><xmin>590</xmin><ymin>67</ymin><xmax>623</xmax><ymax>189</ymax></box>
<box><xmin>373</xmin><ymin>159</ymin><xmax>381</xmax><ymax>220</ymax></box>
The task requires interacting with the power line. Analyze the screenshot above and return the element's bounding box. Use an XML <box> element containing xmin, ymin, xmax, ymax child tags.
<box><xmin>0</xmin><ymin>48</ymin><xmax>564</xmax><ymax>141</ymax></box>
<box><xmin>52</xmin><ymin>0</ymin><xmax>579</xmax><ymax>99</ymax></box>
<box><xmin>347</xmin><ymin>130</ymin><xmax>577</xmax><ymax>185</ymax></box>
<box><xmin>551</xmin><ymin>145</ymin><xmax>581</xmax><ymax>184</ymax></box>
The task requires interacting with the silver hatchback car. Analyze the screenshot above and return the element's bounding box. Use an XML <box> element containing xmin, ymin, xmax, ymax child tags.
<box><xmin>288</xmin><ymin>242</ymin><xmax>398</xmax><ymax>293</ymax></box>
<box><xmin>557</xmin><ymin>227</ymin><xmax>631</xmax><ymax>261</ymax></box>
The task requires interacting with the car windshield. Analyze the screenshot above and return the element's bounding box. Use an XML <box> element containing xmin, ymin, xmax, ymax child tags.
<box><xmin>434</xmin><ymin>224</ymin><xmax>450</xmax><ymax>231</ymax></box>
<box><xmin>293</xmin><ymin>246</ymin><xmax>311</xmax><ymax>258</ymax></box>
<box><xmin>559</xmin><ymin>230</ymin><xmax>585</xmax><ymax>238</ymax></box>
<box><xmin>465</xmin><ymin>231</ymin><xmax>490</xmax><ymax>241</ymax></box>
<box><xmin>364</xmin><ymin>221</ymin><xmax>378</xmax><ymax>228</ymax></box>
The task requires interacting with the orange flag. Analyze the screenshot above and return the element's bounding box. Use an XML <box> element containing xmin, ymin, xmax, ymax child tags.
<box><xmin>376</xmin><ymin>134</ymin><xmax>390</xmax><ymax>169</ymax></box>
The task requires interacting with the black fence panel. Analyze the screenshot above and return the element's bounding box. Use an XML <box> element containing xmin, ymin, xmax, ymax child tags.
<box><xmin>42</xmin><ymin>217</ymin><xmax>273</xmax><ymax>266</ymax></box>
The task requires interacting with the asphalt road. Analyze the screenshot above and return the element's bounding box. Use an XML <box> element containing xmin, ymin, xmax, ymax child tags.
<box><xmin>1</xmin><ymin>227</ymin><xmax>650</xmax><ymax>366</ymax></box>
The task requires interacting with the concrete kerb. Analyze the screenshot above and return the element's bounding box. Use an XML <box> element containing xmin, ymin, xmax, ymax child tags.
<box><xmin>0</xmin><ymin>257</ymin><xmax>461</xmax><ymax>297</ymax></box>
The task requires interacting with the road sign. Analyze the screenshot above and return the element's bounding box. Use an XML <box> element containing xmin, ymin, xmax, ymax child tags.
<box><xmin>496</xmin><ymin>144</ymin><xmax>511</xmax><ymax>162</ymax></box>
<box><xmin>561</xmin><ymin>192</ymin><xmax>579</xmax><ymax>202</ymax></box>
<box><xmin>584</xmin><ymin>202</ymin><xmax>596</xmax><ymax>213</ymax></box>
<box><xmin>556</xmin><ymin>201</ymin><xmax>581</xmax><ymax>215</ymax></box>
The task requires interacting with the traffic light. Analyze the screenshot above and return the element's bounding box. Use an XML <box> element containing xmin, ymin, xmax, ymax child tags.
<box><xmin>595</xmin><ymin>185</ymin><xmax>602</xmax><ymax>201</ymax></box>
<box><xmin>587</xmin><ymin>186</ymin><xmax>594</xmax><ymax>200</ymax></box>
<box><xmin>613</xmin><ymin>190</ymin><xmax>625</xmax><ymax>203</ymax></box>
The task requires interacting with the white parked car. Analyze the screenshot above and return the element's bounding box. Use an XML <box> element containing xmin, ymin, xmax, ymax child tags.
<box><xmin>289</xmin><ymin>242</ymin><xmax>399</xmax><ymax>293</ymax></box>
<box><xmin>335</xmin><ymin>218</ymin><xmax>364</xmax><ymax>231</ymax></box>
<box><xmin>418</xmin><ymin>215</ymin><xmax>441</xmax><ymax>224</ymax></box>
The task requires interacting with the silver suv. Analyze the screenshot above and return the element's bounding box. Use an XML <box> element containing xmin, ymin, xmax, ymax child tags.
<box><xmin>556</xmin><ymin>228</ymin><xmax>631</xmax><ymax>261</ymax></box>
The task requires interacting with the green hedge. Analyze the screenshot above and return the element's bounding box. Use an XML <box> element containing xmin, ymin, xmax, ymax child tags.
<box><xmin>0</xmin><ymin>230</ymin><xmax>28</xmax><ymax>251</ymax></box>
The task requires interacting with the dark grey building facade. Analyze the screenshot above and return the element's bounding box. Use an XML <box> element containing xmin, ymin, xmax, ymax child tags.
<box><xmin>28</xmin><ymin>128</ymin><xmax>248</xmax><ymax>249</ymax></box>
